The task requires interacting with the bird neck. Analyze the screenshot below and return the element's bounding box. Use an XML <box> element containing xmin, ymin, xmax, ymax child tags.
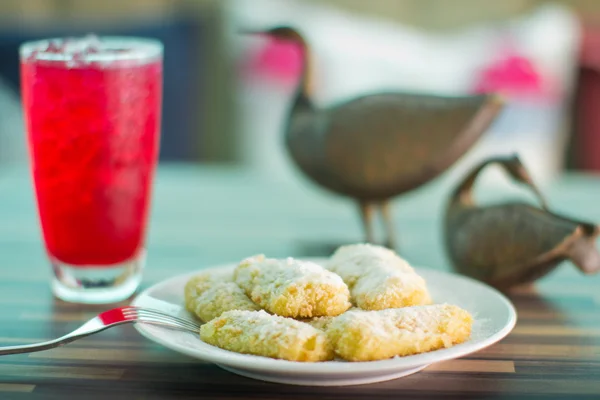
<box><xmin>294</xmin><ymin>39</ymin><xmax>315</xmax><ymax>106</ymax></box>
<box><xmin>452</xmin><ymin>156</ymin><xmax>510</xmax><ymax>207</ymax></box>
<box><xmin>451</xmin><ymin>156</ymin><xmax>549</xmax><ymax>210</ymax></box>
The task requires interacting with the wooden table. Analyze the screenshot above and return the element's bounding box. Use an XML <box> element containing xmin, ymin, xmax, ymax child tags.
<box><xmin>0</xmin><ymin>165</ymin><xmax>599</xmax><ymax>399</ymax></box>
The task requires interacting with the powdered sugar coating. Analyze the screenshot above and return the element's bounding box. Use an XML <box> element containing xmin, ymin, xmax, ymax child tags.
<box><xmin>327</xmin><ymin>243</ymin><xmax>431</xmax><ymax>310</ymax></box>
<box><xmin>184</xmin><ymin>270</ymin><xmax>259</xmax><ymax>322</ymax></box>
<box><xmin>184</xmin><ymin>269</ymin><xmax>233</xmax><ymax>305</ymax></box>
<box><xmin>200</xmin><ymin>310</ymin><xmax>334</xmax><ymax>362</ymax></box>
<box><xmin>326</xmin><ymin>304</ymin><xmax>473</xmax><ymax>361</ymax></box>
<box><xmin>234</xmin><ymin>255</ymin><xmax>351</xmax><ymax>318</ymax></box>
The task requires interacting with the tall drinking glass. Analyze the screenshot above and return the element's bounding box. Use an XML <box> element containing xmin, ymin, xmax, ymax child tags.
<box><xmin>19</xmin><ymin>36</ymin><xmax>162</xmax><ymax>304</ymax></box>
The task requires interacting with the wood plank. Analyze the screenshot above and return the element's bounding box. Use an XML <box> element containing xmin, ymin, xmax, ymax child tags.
<box><xmin>0</xmin><ymin>364</ymin><xmax>124</xmax><ymax>380</ymax></box>
<box><xmin>425</xmin><ymin>359</ymin><xmax>515</xmax><ymax>373</ymax></box>
<box><xmin>501</xmin><ymin>333</ymin><xmax>600</xmax><ymax>346</ymax></box>
<box><xmin>0</xmin><ymin>383</ymin><xmax>35</xmax><ymax>393</ymax></box>
<box><xmin>19</xmin><ymin>311</ymin><xmax>104</xmax><ymax>322</ymax></box>
<box><xmin>516</xmin><ymin>309</ymin><xmax>600</xmax><ymax>321</ymax></box>
<box><xmin>0</xmin><ymin>336</ymin><xmax>151</xmax><ymax>349</ymax></box>
<box><xmin>0</xmin><ymin>167</ymin><xmax>598</xmax><ymax>398</ymax></box>
<box><xmin>512</xmin><ymin>326</ymin><xmax>600</xmax><ymax>337</ymax></box>
<box><xmin>477</xmin><ymin>343</ymin><xmax>600</xmax><ymax>360</ymax></box>
<box><xmin>516</xmin><ymin>360</ymin><xmax>600</xmax><ymax>376</ymax></box>
<box><xmin>29</xmin><ymin>348</ymin><xmax>205</xmax><ymax>364</ymax></box>
<box><xmin>380</xmin><ymin>375</ymin><xmax>600</xmax><ymax>395</ymax></box>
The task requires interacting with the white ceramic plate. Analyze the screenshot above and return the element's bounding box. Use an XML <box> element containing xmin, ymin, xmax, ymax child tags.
<box><xmin>131</xmin><ymin>259</ymin><xmax>517</xmax><ymax>386</ymax></box>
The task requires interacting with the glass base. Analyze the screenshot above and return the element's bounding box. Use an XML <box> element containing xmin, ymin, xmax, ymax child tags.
<box><xmin>50</xmin><ymin>250</ymin><xmax>145</xmax><ymax>304</ymax></box>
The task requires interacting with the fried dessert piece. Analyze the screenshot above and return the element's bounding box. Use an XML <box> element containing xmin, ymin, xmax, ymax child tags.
<box><xmin>184</xmin><ymin>269</ymin><xmax>231</xmax><ymax>311</ymax></box>
<box><xmin>200</xmin><ymin>310</ymin><xmax>334</xmax><ymax>362</ymax></box>
<box><xmin>304</xmin><ymin>306</ymin><xmax>361</xmax><ymax>331</ymax></box>
<box><xmin>234</xmin><ymin>255</ymin><xmax>351</xmax><ymax>318</ymax></box>
<box><xmin>184</xmin><ymin>270</ymin><xmax>259</xmax><ymax>322</ymax></box>
<box><xmin>325</xmin><ymin>304</ymin><xmax>472</xmax><ymax>361</ymax></box>
<box><xmin>305</xmin><ymin>316</ymin><xmax>335</xmax><ymax>332</ymax></box>
<box><xmin>327</xmin><ymin>243</ymin><xmax>431</xmax><ymax>310</ymax></box>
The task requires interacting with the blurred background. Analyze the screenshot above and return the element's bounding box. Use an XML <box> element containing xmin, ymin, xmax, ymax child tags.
<box><xmin>2</xmin><ymin>0</ymin><xmax>600</xmax><ymax>184</ymax></box>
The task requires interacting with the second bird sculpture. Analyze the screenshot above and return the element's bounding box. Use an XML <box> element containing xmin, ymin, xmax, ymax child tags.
<box><xmin>253</xmin><ymin>26</ymin><xmax>504</xmax><ymax>248</ymax></box>
<box><xmin>444</xmin><ymin>154</ymin><xmax>600</xmax><ymax>290</ymax></box>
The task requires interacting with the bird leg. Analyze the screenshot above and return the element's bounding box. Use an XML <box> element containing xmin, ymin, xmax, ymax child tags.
<box><xmin>380</xmin><ymin>200</ymin><xmax>397</xmax><ymax>250</ymax></box>
<box><xmin>358</xmin><ymin>201</ymin><xmax>375</xmax><ymax>244</ymax></box>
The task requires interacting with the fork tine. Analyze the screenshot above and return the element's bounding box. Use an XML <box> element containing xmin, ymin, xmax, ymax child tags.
<box><xmin>134</xmin><ymin>313</ymin><xmax>200</xmax><ymax>331</ymax></box>
<box><xmin>134</xmin><ymin>319</ymin><xmax>199</xmax><ymax>333</ymax></box>
<box><xmin>130</xmin><ymin>313</ymin><xmax>199</xmax><ymax>332</ymax></box>
<box><xmin>125</xmin><ymin>306</ymin><xmax>198</xmax><ymax>323</ymax></box>
<box><xmin>125</xmin><ymin>307</ymin><xmax>200</xmax><ymax>329</ymax></box>
<box><xmin>136</xmin><ymin>309</ymin><xmax>199</xmax><ymax>327</ymax></box>
<box><xmin>139</xmin><ymin>317</ymin><xmax>197</xmax><ymax>330</ymax></box>
<box><xmin>122</xmin><ymin>307</ymin><xmax>200</xmax><ymax>331</ymax></box>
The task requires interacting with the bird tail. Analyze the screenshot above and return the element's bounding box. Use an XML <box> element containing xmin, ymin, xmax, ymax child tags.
<box><xmin>567</xmin><ymin>230</ymin><xmax>600</xmax><ymax>275</ymax></box>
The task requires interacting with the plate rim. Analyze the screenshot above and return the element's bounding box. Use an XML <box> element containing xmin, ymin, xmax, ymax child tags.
<box><xmin>132</xmin><ymin>259</ymin><xmax>517</xmax><ymax>374</ymax></box>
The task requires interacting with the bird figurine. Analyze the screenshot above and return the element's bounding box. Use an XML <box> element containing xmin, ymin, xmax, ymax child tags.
<box><xmin>248</xmin><ymin>26</ymin><xmax>504</xmax><ymax>248</ymax></box>
<box><xmin>444</xmin><ymin>154</ymin><xmax>600</xmax><ymax>290</ymax></box>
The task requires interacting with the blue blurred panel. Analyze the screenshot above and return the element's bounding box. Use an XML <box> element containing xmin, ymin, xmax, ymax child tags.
<box><xmin>0</xmin><ymin>17</ymin><xmax>205</xmax><ymax>161</ymax></box>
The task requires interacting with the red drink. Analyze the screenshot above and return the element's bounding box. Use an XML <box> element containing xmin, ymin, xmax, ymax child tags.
<box><xmin>20</xmin><ymin>36</ymin><xmax>163</xmax><ymax>303</ymax></box>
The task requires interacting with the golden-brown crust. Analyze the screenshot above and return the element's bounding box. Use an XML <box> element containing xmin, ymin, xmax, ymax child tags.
<box><xmin>234</xmin><ymin>255</ymin><xmax>351</xmax><ymax>318</ymax></box>
<box><xmin>327</xmin><ymin>243</ymin><xmax>431</xmax><ymax>310</ymax></box>
<box><xmin>200</xmin><ymin>310</ymin><xmax>334</xmax><ymax>362</ymax></box>
<box><xmin>325</xmin><ymin>304</ymin><xmax>473</xmax><ymax>361</ymax></box>
<box><xmin>187</xmin><ymin>248</ymin><xmax>473</xmax><ymax>363</ymax></box>
<box><xmin>184</xmin><ymin>270</ymin><xmax>259</xmax><ymax>322</ymax></box>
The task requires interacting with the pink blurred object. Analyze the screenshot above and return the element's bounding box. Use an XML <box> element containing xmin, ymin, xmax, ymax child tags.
<box><xmin>473</xmin><ymin>48</ymin><xmax>545</xmax><ymax>98</ymax></box>
<box><xmin>246</xmin><ymin>36</ymin><xmax>303</xmax><ymax>83</ymax></box>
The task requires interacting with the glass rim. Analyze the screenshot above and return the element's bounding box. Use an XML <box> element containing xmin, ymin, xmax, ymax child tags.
<box><xmin>19</xmin><ymin>36</ymin><xmax>163</xmax><ymax>63</ymax></box>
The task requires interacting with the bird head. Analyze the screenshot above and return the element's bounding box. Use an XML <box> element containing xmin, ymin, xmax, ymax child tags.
<box><xmin>502</xmin><ymin>153</ymin><xmax>548</xmax><ymax>209</ymax></box>
<box><xmin>240</xmin><ymin>26</ymin><xmax>306</xmax><ymax>44</ymax></box>
<box><xmin>503</xmin><ymin>154</ymin><xmax>533</xmax><ymax>185</ymax></box>
<box><xmin>241</xmin><ymin>25</ymin><xmax>316</xmax><ymax>98</ymax></box>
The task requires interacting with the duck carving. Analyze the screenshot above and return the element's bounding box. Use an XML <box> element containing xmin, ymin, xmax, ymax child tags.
<box><xmin>251</xmin><ymin>26</ymin><xmax>504</xmax><ymax>248</ymax></box>
<box><xmin>444</xmin><ymin>154</ymin><xmax>600</xmax><ymax>289</ymax></box>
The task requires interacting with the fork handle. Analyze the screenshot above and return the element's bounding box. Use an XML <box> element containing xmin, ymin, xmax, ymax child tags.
<box><xmin>0</xmin><ymin>313</ymin><xmax>197</xmax><ymax>356</ymax></box>
<box><xmin>0</xmin><ymin>337</ymin><xmax>78</xmax><ymax>355</ymax></box>
<box><xmin>0</xmin><ymin>319</ymin><xmax>132</xmax><ymax>356</ymax></box>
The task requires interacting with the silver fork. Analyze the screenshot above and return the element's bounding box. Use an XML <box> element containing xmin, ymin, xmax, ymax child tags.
<box><xmin>0</xmin><ymin>306</ymin><xmax>200</xmax><ymax>356</ymax></box>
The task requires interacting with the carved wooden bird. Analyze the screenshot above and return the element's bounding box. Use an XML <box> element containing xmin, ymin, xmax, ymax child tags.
<box><xmin>251</xmin><ymin>26</ymin><xmax>504</xmax><ymax>248</ymax></box>
<box><xmin>444</xmin><ymin>154</ymin><xmax>600</xmax><ymax>290</ymax></box>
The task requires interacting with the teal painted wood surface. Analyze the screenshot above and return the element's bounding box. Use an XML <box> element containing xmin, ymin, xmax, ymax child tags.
<box><xmin>0</xmin><ymin>165</ymin><xmax>599</xmax><ymax>398</ymax></box>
